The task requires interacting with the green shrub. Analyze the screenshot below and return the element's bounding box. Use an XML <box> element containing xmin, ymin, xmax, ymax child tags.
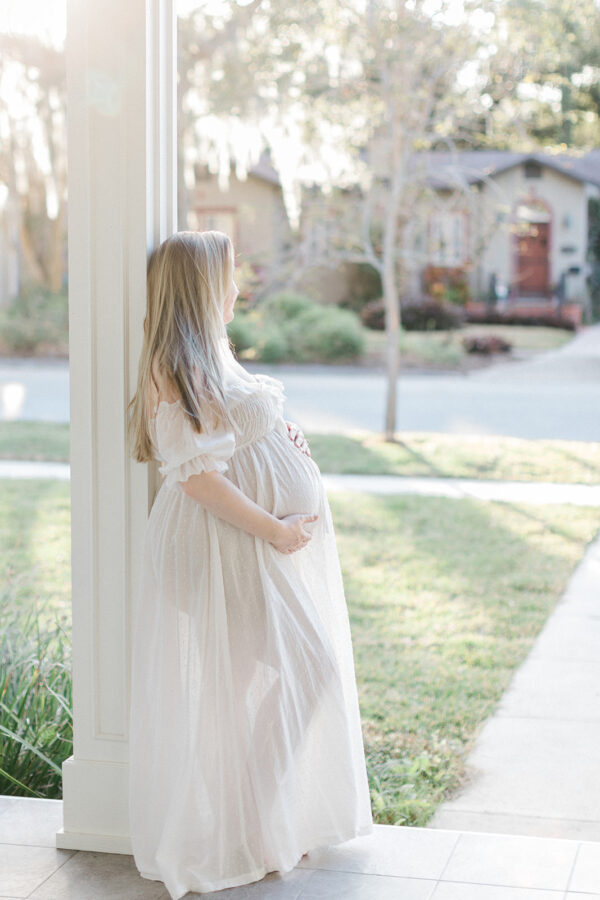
<box><xmin>0</xmin><ymin>580</ymin><xmax>72</xmax><ymax>798</ymax></box>
<box><xmin>284</xmin><ymin>306</ymin><xmax>365</xmax><ymax>362</ymax></box>
<box><xmin>0</xmin><ymin>317</ymin><xmax>47</xmax><ymax>353</ymax></box>
<box><xmin>360</xmin><ymin>299</ymin><xmax>386</xmax><ymax>330</ymax></box>
<box><xmin>361</xmin><ymin>297</ymin><xmax>464</xmax><ymax>331</ymax></box>
<box><xmin>401</xmin><ymin>298</ymin><xmax>465</xmax><ymax>331</ymax></box>
<box><xmin>337</xmin><ymin>262</ymin><xmax>382</xmax><ymax>314</ymax></box>
<box><xmin>255</xmin><ymin>328</ymin><xmax>290</xmax><ymax>363</ymax></box>
<box><xmin>226</xmin><ymin>311</ymin><xmax>258</xmax><ymax>354</ymax></box>
<box><xmin>0</xmin><ymin>287</ymin><xmax>69</xmax><ymax>355</ymax></box>
<box><xmin>231</xmin><ymin>290</ymin><xmax>366</xmax><ymax>363</ymax></box>
<box><xmin>462</xmin><ymin>334</ymin><xmax>512</xmax><ymax>354</ymax></box>
<box><xmin>260</xmin><ymin>291</ymin><xmax>318</xmax><ymax>324</ymax></box>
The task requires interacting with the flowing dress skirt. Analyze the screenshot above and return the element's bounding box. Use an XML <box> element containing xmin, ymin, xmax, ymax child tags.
<box><xmin>128</xmin><ymin>418</ymin><xmax>373</xmax><ymax>898</ymax></box>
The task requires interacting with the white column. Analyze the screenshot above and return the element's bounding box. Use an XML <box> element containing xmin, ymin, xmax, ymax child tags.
<box><xmin>56</xmin><ymin>0</ymin><xmax>176</xmax><ymax>853</ymax></box>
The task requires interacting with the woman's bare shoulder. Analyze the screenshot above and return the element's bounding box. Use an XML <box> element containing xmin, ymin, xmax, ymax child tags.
<box><xmin>149</xmin><ymin>358</ymin><xmax>179</xmax><ymax>405</ymax></box>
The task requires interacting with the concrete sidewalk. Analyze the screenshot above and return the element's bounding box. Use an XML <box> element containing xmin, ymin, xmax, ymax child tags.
<box><xmin>3</xmin><ymin>460</ymin><xmax>600</xmax><ymax>507</ymax></box>
<box><xmin>427</xmin><ymin>529</ymin><xmax>600</xmax><ymax>843</ymax></box>
<box><xmin>0</xmin><ymin>460</ymin><xmax>70</xmax><ymax>480</ymax></box>
<box><xmin>322</xmin><ymin>473</ymin><xmax>600</xmax><ymax>506</ymax></box>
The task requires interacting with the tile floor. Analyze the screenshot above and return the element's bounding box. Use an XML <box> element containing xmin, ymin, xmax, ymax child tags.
<box><xmin>1</xmin><ymin>797</ymin><xmax>599</xmax><ymax>899</ymax></box>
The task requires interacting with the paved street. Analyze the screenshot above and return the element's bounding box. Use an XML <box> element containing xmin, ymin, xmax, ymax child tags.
<box><xmin>259</xmin><ymin>323</ymin><xmax>600</xmax><ymax>440</ymax></box>
<box><xmin>1</xmin><ymin>323</ymin><xmax>600</xmax><ymax>440</ymax></box>
<box><xmin>0</xmin><ymin>356</ymin><xmax>70</xmax><ymax>422</ymax></box>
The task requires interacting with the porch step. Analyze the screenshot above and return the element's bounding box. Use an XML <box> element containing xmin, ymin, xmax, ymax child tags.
<box><xmin>0</xmin><ymin>796</ymin><xmax>598</xmax><ymax>898</ymax></box>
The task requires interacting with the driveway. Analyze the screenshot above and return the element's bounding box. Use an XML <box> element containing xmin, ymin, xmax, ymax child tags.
<box><xmin>472</xmin><ymin>320</ymin><xmax>600</xmax><ymax>385</ymax></box>
<box><xmin>1</xmin><ymin>324</ymin><xmax>599</xmax><ymax>441</ymax></box>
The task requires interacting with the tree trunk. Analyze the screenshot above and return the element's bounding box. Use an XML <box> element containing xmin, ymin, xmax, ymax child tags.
<box><xmin>18</xmin><ymin>217</ymin><xmax>46</xmax><ymax>286</ymax></box>
<box><xmin>382</xmin><ymin>253</ymin><xmax>399</xmax><ymax>440</ymax></box>
<box><xmin>47</xmin><ymin>203</ymin><xmax>67</xmax><ymax>293</ymax></box>
<box><xmin>382</xmin><ymin>170</ymin><xmax>404</xmax><ymax>440</ymax></box>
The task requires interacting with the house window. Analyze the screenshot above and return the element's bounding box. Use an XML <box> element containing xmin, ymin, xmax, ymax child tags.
<box><xmin>524</xmin><ymin>160</ymin><xmax>542</xmax><ymax>178</ymax></box>
<box><xmin>429</xmin><ymin>212</ymin><xmax>465</xmax><ymax>266</ymax></box>
<box><xmin>188</xmin><ymin>208</ymin><xmax>237</xmax><ymax>239</ymax></box>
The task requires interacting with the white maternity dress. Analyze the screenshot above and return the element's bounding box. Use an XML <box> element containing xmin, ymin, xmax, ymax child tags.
<box><xmin>128</xmin><ymin>348</ymin><xmax>373</xmax><ymax>899</ymax></box>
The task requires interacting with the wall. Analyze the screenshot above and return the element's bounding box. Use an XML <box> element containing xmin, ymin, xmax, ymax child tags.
<box><xmin>190</xmin><ymin>171</ymin><xmax>290</xmax><ymax>271</ymax></box>
<box><xmin>478</xmin><ymin>163</ymin><xmax>588</xmax><ymax>302</ymax></box>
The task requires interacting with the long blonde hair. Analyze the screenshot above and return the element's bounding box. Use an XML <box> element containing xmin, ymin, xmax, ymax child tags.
<box><xmin>127</xmin><ymin>230</ymin><xmax>237</xmax><ymax>463</ymax></box>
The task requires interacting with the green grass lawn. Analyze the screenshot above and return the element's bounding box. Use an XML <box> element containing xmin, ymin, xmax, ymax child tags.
<box><xmin>460</xmin><ymin>323</ymin><xmax>574</xmax><ymax>351</ymax></box>
<box><xmin>306</xmin><ymin>432</ymin><xmax>600</xmax><ymax>484</ymax></box>
<box><xmin>3</xmin><ymin>479</ymin><xmax>599</xmax><ymax>822</ymax></box>
<box><xmin>0</xmin><ymin>480</ymin><xmax>71</xmax><ymax>630</ymax></box>
<box><xmin>2</xmin><ymin>421</ymin><xmax>599</xmax><ymax>487</ymax></box>
<box><xmin>330</xmin><ymin>491</ymin><xmax>600</xmax><ymax>826</ymax></box>
<box><xmin>0</xmin><ymin>421</ymin><xmax>70</xmax><ymax>462</ymax></box>
<box><xmin>364</xmin><ymin>323</ymin><xmax>574</xmax><ymax>369</ymax></box>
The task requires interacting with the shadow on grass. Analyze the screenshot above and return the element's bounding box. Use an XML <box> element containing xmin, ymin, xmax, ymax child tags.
<box><xmin>330</xmin><ymin>490</ymin><xmax>600</xmax><ymax>829</ymax></box>
<box><xmin>308</xmin><ymin>432</ymin><xmax>600</xmax><ymax>484</ymax></box>
<box><xmin>552</xmin><ymin>441</ymin><xmax>600</xmax><ymax>482</ymax></box>
<box><xmin>309</xmin><ymin>433</ymin><xmax>454</xmax><ymax>478</ymax></box>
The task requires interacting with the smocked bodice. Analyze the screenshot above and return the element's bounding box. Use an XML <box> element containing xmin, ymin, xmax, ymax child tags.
<box><xmin>151</xmin><ymin>372</ymin><xmax>286</xmax><ymax>455</ymax></box>
<box><xmin>222</xmin><ymin>372</ymin><xmax>288</xmax><ymax>449</ymax></box>
<box><xmin>148</xmin><ymin>366</ymin><xmax>292</xmax><ymax>490</ymax></box>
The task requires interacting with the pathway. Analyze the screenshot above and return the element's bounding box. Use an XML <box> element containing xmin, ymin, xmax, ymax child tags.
<box><xmin>3</xmin><ymin>461</ymin><xmax>600</xmax><ymax>506</ymax></box>
<box><xmin>322</xmin><ymin>474</ymin><xmax>600</xmax><ymax>506</ymax></box>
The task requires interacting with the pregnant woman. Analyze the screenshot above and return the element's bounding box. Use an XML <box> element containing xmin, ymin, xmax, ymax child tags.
<box><xmin>126</xmin><ymin>230</ymin><xmax>373</xmax><ymax>898</ymax></box>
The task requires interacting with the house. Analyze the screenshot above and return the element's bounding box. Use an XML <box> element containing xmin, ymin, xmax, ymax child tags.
<box><xmin>416</xmin><ymin>149</ymin><xmax>600</xmax><ymax>324</ymax></box>
<box><xmin>186</xmin><ymin>156</ymin><xmax>355</xmax><ymax>306</ymax></box>
<box><xmin>186</xmin><ymin>156</ymin><xmax>291</xmax><ymax>287</ymax></box>
<box><xmin>187</xmin><ymin>148</ymin><xmax>600</xmax><ymax>322</ymax></box>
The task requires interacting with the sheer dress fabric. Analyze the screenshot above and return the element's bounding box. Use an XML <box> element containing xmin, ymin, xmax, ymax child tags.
<box><xmin>128</xmin><ymin>351</ymin><xmax>373</xmax><ymax>898</ymax></box>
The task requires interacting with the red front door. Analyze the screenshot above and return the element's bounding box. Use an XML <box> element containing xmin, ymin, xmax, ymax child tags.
<box><xmin>515</xmin><ymin>223</ymin><xmax>550</xmax><ymax>296</ymax></box>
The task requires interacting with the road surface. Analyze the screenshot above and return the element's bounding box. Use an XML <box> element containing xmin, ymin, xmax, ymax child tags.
<box><xmin>1</xmin><ymin>324</ymin><xmax>599</xmax><ymax>441</ymax></box>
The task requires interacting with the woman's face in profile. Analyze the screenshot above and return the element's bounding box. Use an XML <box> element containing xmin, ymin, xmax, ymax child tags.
<box><xmin>223</xmin><ymin>276</ymin><xmax>239</xmax><ymax>325</ymax></box>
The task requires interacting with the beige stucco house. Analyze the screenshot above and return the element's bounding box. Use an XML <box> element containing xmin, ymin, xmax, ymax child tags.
<box><xmin>186</xmin><ymin>156</ymin><xmax>370</xmax><ymax>306</ymax></box>
<box><xmin>188</xmin><ymin>148</ymin><xmax>600</xmax><ymax>320</ymax></box>
<box><xmin>187</xmin><ymin>157</ymin><xmax>289</xmax><ymax>272</ymax></box>
<box><xmin>416</xmin><ymin>149</ymin><xmax>600</xmax><ymax>320</ymax></box>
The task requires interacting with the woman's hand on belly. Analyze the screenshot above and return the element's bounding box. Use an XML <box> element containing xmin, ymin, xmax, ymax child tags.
<box><xmin>269</xmin><ymin>512</ymin><xmax>319</xmax><ymax>554</ymax></box>
<box><xmin>285</xmin><ymin>420</ymin><xmax>311</xmax><ymax>457</ymax></box>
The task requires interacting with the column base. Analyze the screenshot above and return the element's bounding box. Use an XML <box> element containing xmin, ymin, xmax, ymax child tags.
<box><xmin>56</xmin><ymin>756</ymin><xmax>132</xmax><ymax>853</ymax></box>
<box><xmin>56</xmin><ymin>827</ymin><xmax>132</xmax><ymax>854</ymax></box>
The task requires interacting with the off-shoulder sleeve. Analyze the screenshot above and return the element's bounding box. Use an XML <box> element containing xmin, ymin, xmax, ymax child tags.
<box><xmin>153</xmin><ymin>402</ymin><xmax>236</xmax><ymax>489</ymax></box>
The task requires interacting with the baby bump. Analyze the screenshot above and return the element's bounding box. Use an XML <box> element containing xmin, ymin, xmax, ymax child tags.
<box><xmin>269</xmin><ymin>436</ymin><xmax>324</xmax><ymax>520</ymax></box>
<box><xmin>231</xmin><ymin>429</ymin><xmax>324</xmax><ymax>525</ymax></box>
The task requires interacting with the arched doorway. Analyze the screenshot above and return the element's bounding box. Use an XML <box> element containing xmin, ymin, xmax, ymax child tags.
<box><xmin>511</xmin><ymin>198</ymin><xmax>551</xmax><ymax>299</ymax></box>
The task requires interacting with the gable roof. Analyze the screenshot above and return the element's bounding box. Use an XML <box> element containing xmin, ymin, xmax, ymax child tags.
<box><xmin>247</xmin><ymin>151</ymin><xmax>280</xmax><ymax>186</ymax></box>
<box><xmin>247</xmin><ymin>147</ymin><xmax>600</xmax><ymax>191</ymax></box>
<box><xmin>419</xmin><ymin>149</ymin><xmax>600</xmax><ymax>190</ymax></box>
